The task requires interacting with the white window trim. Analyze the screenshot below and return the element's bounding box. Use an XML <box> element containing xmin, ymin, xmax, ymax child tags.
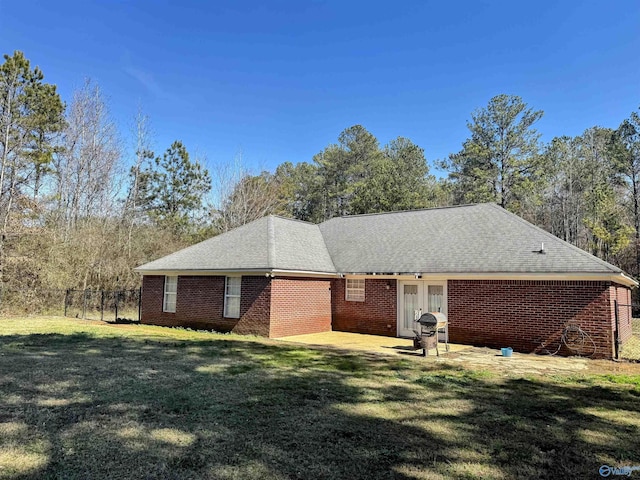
<box><xmin>346</xmin><ymin>278</ymin><xmax>365</xmax><ymax>302</ymax></box>
<box><xmin>163</xmin><ymin>276</ymin><xmax>177</xmax><ymax>313</ymax></box>
<box><xmin>224</xmin><ymin>276</ymin><xmax>242</xmax><ymax>318</ymax></box>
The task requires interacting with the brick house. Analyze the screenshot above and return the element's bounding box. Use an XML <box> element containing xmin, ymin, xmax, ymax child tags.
<box><xmin>136</xmin><ymin>203</ymin><xmax>636</xmax><ymax>359</ymax></box>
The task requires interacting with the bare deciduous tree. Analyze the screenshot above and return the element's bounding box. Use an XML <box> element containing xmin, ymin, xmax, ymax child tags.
<box><xmin>122</xmin><ymin>107</ymin><xmax>154</xmax><ymax>257</ymax></box>
<box><xmin>211</xmin><ymin>154</ymin><xmax>284</xmax><ymax>233</ymax></box>
<box><xmin>53</xmin><ymin>79</ymin><xmax>121</xmax><ymax>237</ymax></box>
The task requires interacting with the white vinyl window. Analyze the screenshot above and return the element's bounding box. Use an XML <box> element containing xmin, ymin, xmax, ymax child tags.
<box><xmin>224</xmin><ymin>277</ymin><xmax>241</xmax><ymax>318</ymax></box>
<box><xmin>163</xmin><ymin>276</ymin><xmax>177</xmax><ymax>313</ymax></box>
<box><xmin>346</xmin><ymin>278</ymin><xmax>365</xmax><ymax>302</ymax></box>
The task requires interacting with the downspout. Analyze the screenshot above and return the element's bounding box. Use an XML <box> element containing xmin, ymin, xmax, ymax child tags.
<box><xmin>614</xmin><ymin>299</ymin><xmax>620</xmax><ymax>361</ymax></box>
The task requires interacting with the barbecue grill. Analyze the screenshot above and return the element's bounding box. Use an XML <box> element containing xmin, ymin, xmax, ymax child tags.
<box><xmin>413</xmin><ymin>312</ymin><xmax>449</xmax><ymax>356</ymax></box>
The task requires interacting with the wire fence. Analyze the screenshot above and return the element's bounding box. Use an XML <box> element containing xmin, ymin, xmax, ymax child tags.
<box><xmin>64</xmin><ymin>289</ymin><xmax>141</xmax><ymax>322</ymax></box>
<box><xmin>0</xmin><ymin>287</ymin><xmax>141</xmax><ymax>322</ymax></box>
<box><xmin>618</xmin><ymin>302</ymin><xmax>640</xmax><ymax>361</ymax></box>
<box><xmin>0</xmin><ymin>288</ymin><xmax>67</xmax><ymax>316</ymax></box>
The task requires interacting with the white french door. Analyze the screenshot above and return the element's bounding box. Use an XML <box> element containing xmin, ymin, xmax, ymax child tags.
<box><xmin>398</xmin><ymin>281</ymin><xmax>447</xmax><ymax>338</ymax></box>
<box><xmin>400</xmin><ymin>282</ymin><xmax>422</xmax><ymax>338</ymax></box>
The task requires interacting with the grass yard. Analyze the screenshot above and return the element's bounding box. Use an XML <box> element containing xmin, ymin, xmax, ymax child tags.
<box><xmin>1</xmin><ymin>318</ymin><xmax>640</xmax><ymax>479</ymax></box>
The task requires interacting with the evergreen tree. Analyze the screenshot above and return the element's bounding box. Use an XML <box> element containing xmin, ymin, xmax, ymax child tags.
<box><xmin>313</xmin><ymin>125</ymin><xmax>381</xmax><ymax>218</ymax></box>
<box><xmin>274</xmin><ymin>161</ymin><xmax>324</xmax><ymax>222</ymax></box>
<box><xmin>444</xmin><ymin>94</ymin><xmax>543</xmax><ymax>213</ymax></box>
<box><xmin>0</xmin><ymin>50</ymin><xmax>64</xmax><ymax>286</ymax></box>
<box><xmin>352</xmin><ymin>136</ymin><xmax>433</xmax><ymax>213</ymax></box>
<box><xmin>0</xmin><ymin>50</ymin><xmax>65</xmax><ymax>226</ymax></box>
<box><xmin>140</xmin><ymin>141</ymin><xmax>211</xmax><ymax>234</ymax></box>
<box><xmin>308</xmin><ymin>125</ymin><xmax>434</xmax><ymax>219</ymax></box>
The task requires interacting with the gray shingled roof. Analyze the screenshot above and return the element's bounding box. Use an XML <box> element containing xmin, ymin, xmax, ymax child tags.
<box><xmin>136</xmin><ymin>215</ymin><xmax>336</xmax><ymax>273</ymax></box>
<box><xmin>318</xmin><ymin>203</ymin><xmax>623</xmax><ymax>274</ymax></box>
<box><xmin>136</xmin><ymin>203</ymin><xmax>629</xmax><ymax>278</ymax></box>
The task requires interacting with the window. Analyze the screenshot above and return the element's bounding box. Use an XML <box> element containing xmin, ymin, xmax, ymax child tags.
<box><xmin>346</xmin><ymin>278</ymin><xmax>365</xmax><ymax>302</ymax></box>
<box><xmin>163</xmin><ymin>276</ymin><xmax>177</xmax><ymax>313</ymax></box>
<box><xmin>224</xmin><ymin>277</ymin><xmax>241</xmax><ymax>318</ymax></box>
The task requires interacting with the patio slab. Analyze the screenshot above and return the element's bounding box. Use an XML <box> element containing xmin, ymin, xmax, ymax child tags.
<box><xmin>276</xmin><ymin>331</ymin><xmax>624</xmax><ymax>375</ymax></box>
<box><xmin>278</xmin><ymin>331</ymin><xmax>470</xmax><ymax>356</ymax></box>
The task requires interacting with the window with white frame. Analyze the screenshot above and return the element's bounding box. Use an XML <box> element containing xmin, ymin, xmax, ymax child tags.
<box><xmin>163</xmin><ymin>276</ymin><xmax>177</xmax><ymax>313</ymax></box>
<box><xmin>224</xmin><ymin>276</ymin><xmax>241</xmax><ymax>318</ymax></box>
<box><xmin>346</xmin><ymin>278</ymin><xmax>365</xmax><ymax>302</ymax></box>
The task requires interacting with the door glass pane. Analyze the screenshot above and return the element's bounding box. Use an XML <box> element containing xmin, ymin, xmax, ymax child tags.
<box><xmin>427</xmin><ymin>285</ymin><xmax>443</xmax><ymax>313</ymax></box>
<box><xmin>405</xmin><ymin>285</ymin><xmax>418</xmax><ymax>295</ymax></box>
<box><xmin>403</xmin><ymin>285</ymin><xmax>418</xmax><ymax>330</ymax></box>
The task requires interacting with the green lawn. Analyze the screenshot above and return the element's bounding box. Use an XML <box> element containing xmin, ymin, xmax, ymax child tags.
<box><xmin>1</xmin><ymin>318</ymin><xmax>640</xmax><ymax>479</ymax></box>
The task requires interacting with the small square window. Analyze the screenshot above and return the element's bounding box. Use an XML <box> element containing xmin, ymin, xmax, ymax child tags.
<box><xmin>346</xmin><ymin>278</ymin><xmax>365</xmax><ymax>302</ymax></box>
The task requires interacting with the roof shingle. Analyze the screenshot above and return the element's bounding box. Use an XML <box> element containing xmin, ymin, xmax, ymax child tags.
<box><xmin>136</xmin><ymin>203</ymin><xmax>628</xmax><ymax>279</ymax></box>
<box><xmin>136</xmin><ymin>216</ymin><xmax>336</xmax><ymax>273</ymax></box>
<box><xmin>318</xmin><ymin>203</ymin><xmax>622</xmax><ymax>274</ymax></box>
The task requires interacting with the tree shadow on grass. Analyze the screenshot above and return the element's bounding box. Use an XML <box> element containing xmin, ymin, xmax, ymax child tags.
<box><xmin>0</xmin><ymin>331</ymin><xmax>639</xmax><ymax>479</ymax></box>
<box><xmin>408</xmin><ymin>369</ymin><xmax>640</xmax><ymax>479</ymax></box>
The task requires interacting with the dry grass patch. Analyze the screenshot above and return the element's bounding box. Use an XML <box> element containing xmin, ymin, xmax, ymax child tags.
<box><xmin>1</xmin><ymin>316</ymin><xmax>640</xmax><ymax>479</ymax></box>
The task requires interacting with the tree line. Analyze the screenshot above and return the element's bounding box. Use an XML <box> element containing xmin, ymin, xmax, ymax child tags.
<box><xmin>239</xmin><ymin>95</ymin><xmax>640</xmax><ymax>278</ymax></box>
<box><xmin>1</xmin><ymin>51</ymin><xmax>639</xmax><ymax>311</ymax></box>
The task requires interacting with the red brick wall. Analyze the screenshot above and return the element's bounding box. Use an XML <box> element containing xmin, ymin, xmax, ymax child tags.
<box><xmin>610</xmin><ymin>285</ymin><xmax>633</xmax><ymax>346</ymax></box>
<box><xmin>141</xmin><ymin>275</ymin><xmax>271</xmax><ymax>336</ymax></box>
<box><xmin>142</xmin><ymin>276</ymin><xmax>223</xmax><ymax>329</ymax></box>
<box><xmin>142</xmin><ymin>274</ymin><xmax>631</xmax><ymax>357</ymax></box>
<box><xmin>331</xmin><ymin>279</ymin><xmax>397</xmax><ymax>336</ymax></box>
<box><xmin>236</xmin><ymin>276</ymin><xmax>272</xmax><ymax>337</ymax></box>
<box><xmin>447</xmin><ymin>280</ymin><xmax>617</xmax><ymax>359</ymax></box>
<box><xmin>269</xmin><ymin>278</ymin><xmax>332</xmax><ymax>337</ymax></box>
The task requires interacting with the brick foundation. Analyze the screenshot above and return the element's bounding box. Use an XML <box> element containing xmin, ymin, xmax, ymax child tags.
<box><xmin>270</xmin><ymin>277</ymin><xmax>332</xmax><ymax>337</ymax></box>
<box><xmin>331</xmin><ymin>279</ymin><xmax>397</xmax><ymax>336</ymax></box>
<box><xmin>447</xmin><ymin>280</ymin><xmax>627</xmax><ymax>359</ymax></box>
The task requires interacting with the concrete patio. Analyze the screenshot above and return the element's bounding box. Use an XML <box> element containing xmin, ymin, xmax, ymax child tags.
<box><xmin>276</xmin><ymin>331</ymin><xmax>618</xmax><ymax>375</ymax></box>
<box><xmin>278</xmin><ymin>331</ymin><xmax>470</xmax><ymax>356</ymax></box>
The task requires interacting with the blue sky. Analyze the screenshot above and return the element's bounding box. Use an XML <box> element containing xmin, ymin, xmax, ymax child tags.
<box><xmin>1</xmin><ymin>1</ymin><xmax>638</xmax><ymax>176</ymax></box>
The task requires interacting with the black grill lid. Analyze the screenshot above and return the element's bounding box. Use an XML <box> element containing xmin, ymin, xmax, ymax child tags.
<box><xmin>417</xmin><ymin>312</ymin><xmax>447</xmax><ymax>327</ymax></box>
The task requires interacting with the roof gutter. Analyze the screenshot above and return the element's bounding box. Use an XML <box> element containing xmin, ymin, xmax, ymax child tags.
<box><xmin>133</xmin><ymin>268</ymin><xmax>339</xmax><ymax>279</ymax></box>
<box><xmin>618</xmin><ymin>272</ymin><xmax>639</xmax><ymax>288</ymax></box>
<box><xmin>133</xmin><ymin>268</ymin><xmax>637</xmax><ymax>287</ymax></box>
<box><xmin>270</xmin><ymin>269</ymin><xmax>339</xmax><ymax>278</ymax></box>
<box><xmin>340</xmin><ymin>271</ymin><xmax>638</xmax><ymax>287</ymax></box>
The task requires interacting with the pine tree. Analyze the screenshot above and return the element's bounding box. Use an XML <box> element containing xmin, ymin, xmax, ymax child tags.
<box><xmin>444</xmin><ymin>94</ymin><xmax>543</xmax><ymax>213</ymax></box>
<box><xmin>139</xmin><ymin>141</ymin><xmax>211</xmax><ymax>235</ymax></box>
<box><xmin>0</xmin><ymin>50</ymin><xmax>64</xmax><ymax>286</ymax></box>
